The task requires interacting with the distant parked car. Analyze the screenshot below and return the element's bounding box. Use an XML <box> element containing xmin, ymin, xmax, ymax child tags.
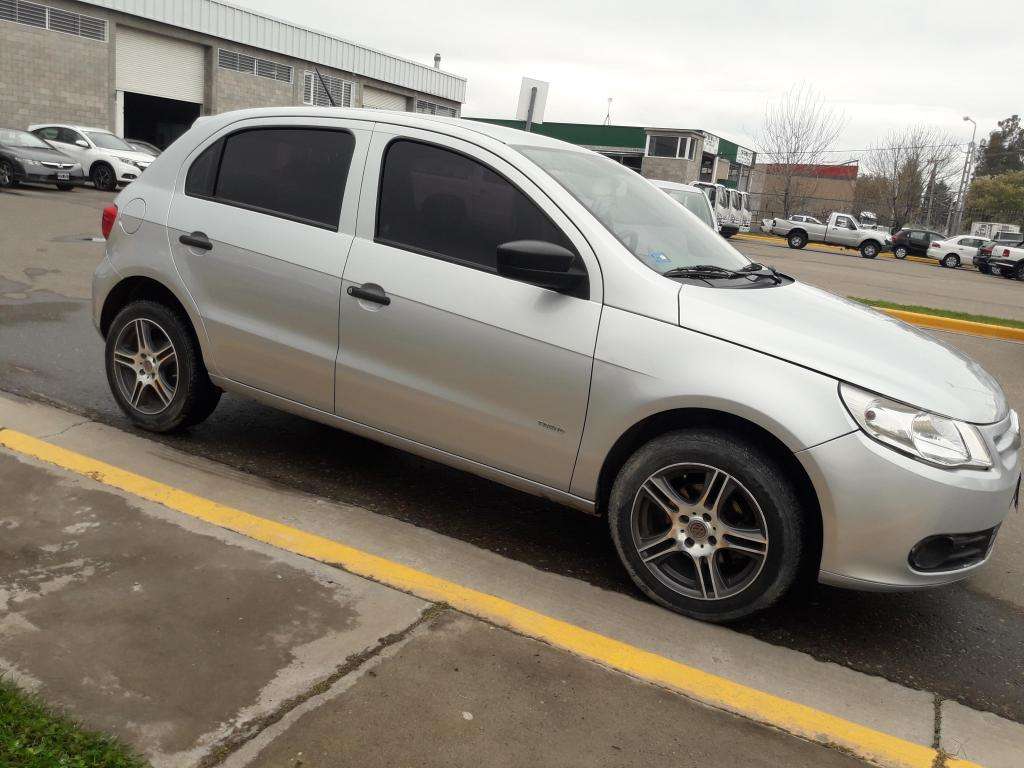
<box><xmin>29</xmin><ymin>123</ymin><xmax>154</xmax><ymax>191</ymax></box>
<box><xmin>890</xmin><ymin>228</ymin><xmax>946</xmax><ymax>259</ymax></box>
<box><xmin>126</xmin><ymin>139</ymin><xmax>161</xmax><ymax>157</ymax></box>
<box><xmin>974</xmin><ymin>236</ymin><xmax>1024</xmax><ymax>274</ymax></box>
<box><xmin>924</xmin><ymin>235</ymin><xmax>987</xmax><ymax>269</ymax></box>
<box><xmin>789</xmin><ymin>214</ymin><xmax>822</xmax><ymax>225</ymax></box>
<box><xmin>650</xmin><ymin>179</ymin><xmax>718</xmax><ymax>232</ymax></box>
<box><xmin>986</xmin><ymin>239</ymin><xmax>1024</xmax><ymax>280</ymax></box>
<box><xmin>0</xmin><ymin>128</ymin><xmax>84</xmax><ymax>191</ymax></box>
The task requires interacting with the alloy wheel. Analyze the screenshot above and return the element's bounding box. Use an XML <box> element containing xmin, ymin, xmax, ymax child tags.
<box><xmin>630</xmin><ymin>463</ymin><xmax>769</xmax><ymax>601</ymax></box>
<box><xmin>93</xmin><ymin>165</ymin><xmax>115</xmax><ymax>191</ymax></box>
<box><xmin>0</xmin><ymin>161</ymin><xmax>11</xmax><ymax>186</ymax></box>
<box><xmin>112</xmin><ymin>318</ymin><xmax>178</xmax><ymax>415</ymax></box>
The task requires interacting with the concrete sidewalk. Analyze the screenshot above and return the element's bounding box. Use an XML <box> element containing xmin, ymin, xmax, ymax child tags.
<box><xmin>0</xmin><ymin>434</ymin><xmax>869</xmax><ymax>767</ymax></box>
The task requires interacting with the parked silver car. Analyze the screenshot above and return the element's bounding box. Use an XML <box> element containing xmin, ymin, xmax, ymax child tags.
<box><xmin>92</xmin><ymin>109</ymin><xmax>1021</xmax><ymax>622</ymax></box>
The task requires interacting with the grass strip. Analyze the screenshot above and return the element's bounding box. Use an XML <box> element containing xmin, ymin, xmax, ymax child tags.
<box><xmin>850</xmin><ymin>297</ymin><xmax>1024</xmax><ymax>331</ymax></box>
<box><xmin>0</xmin><ymin>678</ymin><xmax>147</xmax><ymax>768</ymax></box>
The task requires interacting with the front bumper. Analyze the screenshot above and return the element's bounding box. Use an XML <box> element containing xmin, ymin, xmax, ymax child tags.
<box><xmin>799</xmin><ymin>415</ymin><xmax>1020</xmax><ymax>590</ymax></box>
<box><xmin>13</xmin><ymin>162</ymin><xmax>85</xmax><ymax>185</ymax></box>
<box><xmin>114</xmin><ymin>161</ymin><xmax>149</xmax><ymax>183</ymax></box>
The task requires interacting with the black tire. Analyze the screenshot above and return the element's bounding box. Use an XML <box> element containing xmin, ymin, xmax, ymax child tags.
<box><xmin>91</xmin><ymin>163</ymin><xmax>117</xmax><ymax>192</ymax></box>
<box><xmin>859</xmin><ymin>241</ymin><xmax>880</xmax><ymax>259</ymax></box>
<box><xmin>0</xmin><ymin>159</ymin><xmax>14</xmax><ymax>188</ymax></box>
<box><xmin>1016</xmin><ymin>263</ymin><xmax>1024</xmax><ymax>281</ymax></box>
<box><xmin>941</xmin><ymin>254</ymin><xmax>960</xmax><ymax>269</ymax></box>
<box><xmin>105</xmin><ymin>300</ymin><xmax>220</xmax><ymax>432</ymax></box>
<box><xmin>893</xmin><ymin>246</ymin><xmax>908</xmax><ymax>259</ymax></box>
<box><xmin>787</xmin><ymin>231</ymin><xmax>807</xmax><ymax>249</ymax></box>
<box><xmin>56</xmin><ymin>182</ymin><xmax>74</xmax><ymax>191</ymax></box>
<box><xmin>608</xmin><ymin>429</ymin><xmax>805</xmax><ymax>623</ymax></box>
<box><xmin>978</xmin><ymin>264</ymin><xmax>991</xmax><ymax>275</ymax></box>
<box><xmin>721</xmin><ymin>231</ymin><xmax>735</xmax><ymax>239</ymax></box>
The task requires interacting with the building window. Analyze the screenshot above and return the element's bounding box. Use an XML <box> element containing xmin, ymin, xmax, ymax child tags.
<box><xmin>218</xmin><ymin>48</ymin><xmax>292</xmax><ymax>83</ymax></box>
<box><xmin>686</xmin><ymin>137</ymin><xmax>696</xmax><ymax>160</ymax></box>
<box><xmin>647</xmin><ymin>135</ymin><xmax>679</xmax><ymax>157</ymax></box>
<box><xmin>414</xmin><ymin>99</ymin><xmax>458</xmax><ymax>117</ymax></box>
<box><xmin>0</xmin><ymin>0</ymin><xmax>107</xmax><ymax>40</ymax></box>
<box><xmin>303</xmin><ymin>71</ymin><xmax>354</xmax><ymax>107</ymax></box>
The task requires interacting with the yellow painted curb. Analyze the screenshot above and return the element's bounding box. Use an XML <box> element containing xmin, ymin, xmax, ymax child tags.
<box><xmin>879</xmin><ymin>308</ymin><xmax>1024</xmax><ymax>343</ymax></box>
<box><xmin>0</xmin><ymin>428</ymin><xmax>980</xmax><ymax>768</ymax></box>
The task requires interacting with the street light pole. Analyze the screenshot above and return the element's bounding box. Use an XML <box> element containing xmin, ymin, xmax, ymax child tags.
<box><xmin>951</xmin><ymin>116</ymin><xmax>977</xmax><ymax>234</ymax></box>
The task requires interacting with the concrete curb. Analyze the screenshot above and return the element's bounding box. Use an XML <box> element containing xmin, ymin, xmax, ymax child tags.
<box><xmin>878</xmin><ymin>307</ymin><xmax>1024</xmax><ymax>343</ymax></box>
<box><xmin>0</xmin><ymin>426</ymin><xmax>984</xmax><ymax>768</ymax></box>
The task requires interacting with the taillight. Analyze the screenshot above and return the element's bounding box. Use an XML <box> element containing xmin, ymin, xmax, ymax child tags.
<box><xmin>101</xmin><ymin>204</ymin><xmax>118</xmax><ymax>239</ymax></box>
<box><xmin>930</xmin><ymin>242</ymin><xmax>941</xmax><ymax>248</ymax></box>
<box><xmin>1003</xmin><ymin>248</ymin><xmax>1011</xmax><ymax>257</ymax></box>
<box><xmin>981</xmin><ymin>246</ymin><xmax>992</xmax><ymax>256</ymax></box>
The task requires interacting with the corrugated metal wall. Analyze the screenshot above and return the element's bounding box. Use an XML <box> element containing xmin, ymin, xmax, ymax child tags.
<box><xmin>81</xmin><ymin>0</ymin><xmax>466</xmax><ymax>103</ymax></box>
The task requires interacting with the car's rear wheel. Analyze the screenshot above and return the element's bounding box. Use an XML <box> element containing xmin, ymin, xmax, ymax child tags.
<box><xmin>0</xmin><ymin>159</ymin><xmax>14</xmax><ymax>188</ymax></box>
<box><xmin>787</xmin><ymin>232</ymin><xmax>806</xmax><ymax>249</ymax></box>
<box><xmin>941</xmin><ymin>254</ymin><xmax>960</xmax><ymax>269</ymax></box>
<box><xmin>608</xmin><ymin>429</ymin><xmax>805</xmax><ymax>623</ymax></box>
<box><xmin>91</xmin><ymin>163</ymin><xmax>117</xmax><ymax>192</ymax></box>
<box><xmin>105</xmin><ymin>300</ymin><xmax>220</xmax><ymax>432</ymax></box>
<box><xmin>894</xmin><ymin>246</ymin><xmax>908</xmax><ymax>259</ymax></box>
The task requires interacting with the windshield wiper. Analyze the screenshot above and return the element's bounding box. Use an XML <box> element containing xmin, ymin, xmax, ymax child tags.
<box><xmin>662</xmin><ymin>263</ymin><xmax>781</xmax><ymax>284</ymax></box>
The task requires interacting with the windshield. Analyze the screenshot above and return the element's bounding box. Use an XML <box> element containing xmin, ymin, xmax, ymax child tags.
<box><xmin>517</xmin><ymin>146</ymin><xmax>749</xmax><ymax>273</ymax></box>
<box><xmin>86</xmin><ymin>132</ymin><xmax>134</xmax><ymax>151</ymax></box>
<box><xmin>663</xmin><ymin>188</ymin><xmax>715</xmax><ymax>230</ymax></box>
<box><xmin>0</xmin><ymin>128</ymin><xmax>52</xmax><ymax>149</ymax></box>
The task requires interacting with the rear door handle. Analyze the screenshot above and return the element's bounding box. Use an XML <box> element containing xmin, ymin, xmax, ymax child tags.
<box><xmin>179</xmin><ymin>231</ymin><xmax>213</xmax><ymax>251</ymax></box>
<box><xmin>346</xmin><ymin>283</ymin><xmax>390</xmax><ymax>306</ymax></box>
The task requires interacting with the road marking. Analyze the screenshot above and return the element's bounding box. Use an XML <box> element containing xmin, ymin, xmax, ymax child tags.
<box><xmin>0</xmin><ymin>428</ymin><xmax>979</xmax><ymax>768</ymax></box>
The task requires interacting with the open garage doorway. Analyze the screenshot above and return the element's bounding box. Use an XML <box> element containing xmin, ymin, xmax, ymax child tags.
<box><xmin>123</xmin><ymin>92</ymin><xmax>201</xmax><ymax>151</ymax></box>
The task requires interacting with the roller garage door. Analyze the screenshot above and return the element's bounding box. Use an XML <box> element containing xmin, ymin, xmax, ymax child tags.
<box><xmin>116</xmin><ymin>27</ymin><xmax>205</xmax><ymax>103</ymax></box>
<box><xmin>362</xmin><ymin>86</ymin><xmax>407</xmax><ymax>111</ymax></box>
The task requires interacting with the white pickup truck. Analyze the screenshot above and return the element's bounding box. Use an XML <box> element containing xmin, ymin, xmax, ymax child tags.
<box><xmin>765</xmin><ymin>212</ymin><xmax>890</xmax><ymax>258</ymax></box>
<box><xmin>988</xmin><ymin>238</ymin><xmax>1024</xmax><ymax>280</ymax></box>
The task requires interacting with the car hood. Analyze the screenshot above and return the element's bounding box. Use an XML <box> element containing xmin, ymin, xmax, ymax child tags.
<box><xmin>678</xmin><ymin>280</ymin><xmax>1007</xmax><ymax>424</ymax></box>
<box><xmin>109</xmin><ymin>149</ymin><xmax>155</xmax><ymax>163</ymax></box>
<box><xmin>1</xmin><ymin>144</ymin><xmax>76</xmax><ymax>163</ymax></box>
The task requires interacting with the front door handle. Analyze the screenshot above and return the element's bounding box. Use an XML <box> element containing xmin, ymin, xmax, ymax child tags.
<box><xmin>179</xmin><ymin>231</ymin><xmax>213</xmax><ymax>251</ymax></box>
<box><xmin>347</xmin><ymin>283</ymin><xmax>390</xmax><ymax>306</ymax></box>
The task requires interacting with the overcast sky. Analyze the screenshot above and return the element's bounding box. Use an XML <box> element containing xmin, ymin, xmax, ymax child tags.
<box><xmin>236</xmin><ymin>0</ymin><xmax>1021</xmax><ymax>158</ymax></box>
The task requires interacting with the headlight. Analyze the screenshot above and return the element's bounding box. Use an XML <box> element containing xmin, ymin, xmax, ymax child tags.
<box><xmin>114</xmin><ymin>155</ymin><xmax>146</xmax><ymax>170</ymax></box>
<box><xmin>840</xmin><ymin>383</ymin><xmax>992</xmax><ymax>469</ymax></box>
<box><xmin>15</xmin><ymin>156</ymin><xmax>42</xmax><ymax>166</ymax></box>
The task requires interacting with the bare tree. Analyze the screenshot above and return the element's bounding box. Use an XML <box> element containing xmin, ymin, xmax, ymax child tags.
<box><xmin>755</xmin><ymin>83</ymin><xmax>847</xmax><ymax>217</ymax></box>
<box><xmin>865</xmin><ymin>125</ymin><xmax>960</xmax><ymax>231</ymax></box>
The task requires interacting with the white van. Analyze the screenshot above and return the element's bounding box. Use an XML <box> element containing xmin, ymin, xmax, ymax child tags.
<box><xmin>692</xmin><ymin>182</ymin><xmax>738</xmax><ymax>238</ymax></box>
<box><xmin>650</xmin><ymin>180</ymin><xmax>718</xmax><ymax>232</ymax></box>
<box><xmin>737</xmin><ymin>191</ymin><xmax>752</xmax><ymax>232</ymax></box>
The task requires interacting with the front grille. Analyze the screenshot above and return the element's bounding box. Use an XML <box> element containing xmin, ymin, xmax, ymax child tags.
<box><xmin>41</xmin><ymin>162</ymin><xmax>73</xmax><ymax>169</ymax></box>
<box><xmin>909</xmin><ymin>525</ymin><xmax>1000</xmax><ymax>572</ymax></box>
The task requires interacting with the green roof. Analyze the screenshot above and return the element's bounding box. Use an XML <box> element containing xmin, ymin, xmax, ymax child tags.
<box><xmin>718</xmin><ymin>137</ymin><xmax>756</xmax><ymax>164</ymax></box>
<box><xmin>468</xmin><ymin>118</ymin><xmax>646</xmax><ymax>151</ymax></box>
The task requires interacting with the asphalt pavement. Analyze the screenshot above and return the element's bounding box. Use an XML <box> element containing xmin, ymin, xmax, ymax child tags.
<box><xmin>1</xmin><ymin>185</ymin><xmax>1022</xmax><ymax>724</ymax></box>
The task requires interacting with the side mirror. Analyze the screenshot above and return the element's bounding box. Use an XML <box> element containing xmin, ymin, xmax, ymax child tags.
<box><xmin>496</xmin><ymin>240</ymin><xmax>585</xmax><ymax>294</ymax></box>
<box><xmin>75</xmin><ymin>139</ymin><xmax>89</xmax><ymax>148</ymax></box>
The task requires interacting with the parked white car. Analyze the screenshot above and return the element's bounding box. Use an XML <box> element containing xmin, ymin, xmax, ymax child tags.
<box><xmin>29</xmin><ymin>123</ymin><xmax>153</xmax><ymax>191</ymax></box>
<box><xmin>650</xmin><ymin>180</ymin><xmax>718</xmax><ymax>232</ymax></box>
<box><xmin>925</xmin><ymin>235</ymin><xmax>987</xmax><ymax>269</ymax></box>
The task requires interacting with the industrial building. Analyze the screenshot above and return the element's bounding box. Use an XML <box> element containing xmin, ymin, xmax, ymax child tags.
<box><xmin>471</xmin><ymin>119</ymin><xmax>756</xmax><ymax>190</ymax></box>
<box><xmin>1</xmin><ymin>0</ymin><xmax>465</xmax><ymax>149</ymax></box>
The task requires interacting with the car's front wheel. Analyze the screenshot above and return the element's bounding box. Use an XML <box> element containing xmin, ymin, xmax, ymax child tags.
<box><xmin>105</xmin><ymin>300</ymin><xmax>221</xmax><ymax>432</ymax></box>
<box><xmin>91</xmin><ymin>163</ymin><xmax>117</xmax><ymax>192</ymax></box>
<box><xmin>608</xmin><ymin>429</ymin><xmax>805</xmax><ymax>623</ymax></box>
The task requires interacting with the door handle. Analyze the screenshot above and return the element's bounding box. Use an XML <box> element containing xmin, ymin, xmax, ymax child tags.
<box><xmin>179</xmin><ymin>231</ymin><xmax>213</xmax><ymax>251</ymax></box>
<box><xmin>347</xmin><ymin>283</ymin><xmax>390</xmax><ymax>306</ymax></box>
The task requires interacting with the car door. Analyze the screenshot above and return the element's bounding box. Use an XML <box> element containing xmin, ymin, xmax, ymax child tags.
<box><xmin>908</xmin><ymin>230</ymin><xmax>931</xmax><ymax>255</ymax></box>
<box><xmin>830</xmin><ymin>215</ymin><xmax>858</xmax><ymax>246</ymax></box>
<box><xmin>165</xmin><ymin>118</ymin><xmax>371</xmax><ymax>412</ymax></box>
<box><xmin>336</xmin><ymin>127</ymin><xmax>602</xmax><ymax>491</ymax></box>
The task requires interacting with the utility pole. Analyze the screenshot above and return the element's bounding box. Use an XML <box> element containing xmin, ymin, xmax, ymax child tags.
<box><xmin>951</xmin><ymin>116</ymin><xmax>977</xmax><ymax>234</ymax></box>
<box><xmin>924</xmin><ymin>160</ymin><xmax>937</xmax><ymax>228</ymax></box>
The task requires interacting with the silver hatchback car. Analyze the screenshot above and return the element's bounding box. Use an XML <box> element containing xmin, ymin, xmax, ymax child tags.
<box><xmin>93</xmin><ymin>109</ymin><xmax>1021</xmax><ymax>622</ymax></box>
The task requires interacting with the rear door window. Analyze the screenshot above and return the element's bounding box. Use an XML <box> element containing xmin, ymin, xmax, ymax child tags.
<box><xmin>33</xmin><ymin>127</ymin><xmax>59</xmax><ymax>141</ymax></box>
<box><xmin>192</xmin><ymin>127</ymin><xmax>355</xmax><ymax>229</ymax></box>
<box><xmin>375</xmin><ymin>139</ymin><xmax>577</xmax><ymax>273</ymax></box>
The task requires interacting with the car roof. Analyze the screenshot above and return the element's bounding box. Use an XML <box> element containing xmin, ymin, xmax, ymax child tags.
<box><xmin>28</xmin><ymin>123</ymin><xmax>111</xmax><ymax>133</ymax></box>
<box><xmin>187</xmin><ymin>107</ymin><xmax>579</xmax><ymax>153</ymax></box>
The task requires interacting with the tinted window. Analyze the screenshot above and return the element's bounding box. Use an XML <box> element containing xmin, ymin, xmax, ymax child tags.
<box><xmin>376</xmin><ymin>140</ymin><xmax>576</xmax><ymax>273</ymax></box>
<box><xmin>58</xmin><ymin>128</ymin><xmax>84</xmax><ymax>145</ymax></box>
<box><xmin>185</xmin><ymin>140</ymin><xmax>223</xmax><ymax>197</ymax></box>
<box><xmin>213</xmin><ymin>128</ymin><xmax>355</xmax><ymax>228</ymax></box>
<box><xmin>648</xmin><ymin>136</ymin><xmax>678</xmax><ymax>157</ymax></box>
<box><xmin>33</xmin><ymin>127</ymin><xmax>59</xmax><ymax>141</ymax></box>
